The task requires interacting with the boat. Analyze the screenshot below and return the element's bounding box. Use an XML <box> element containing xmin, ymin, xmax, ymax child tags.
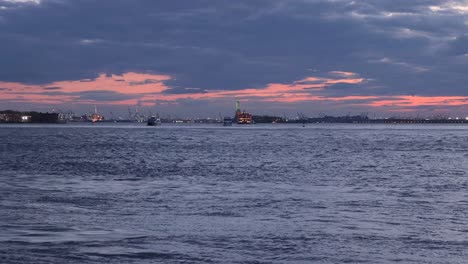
<box><xmin>236</xmin><ymin>111</ymin><xmax>253</xmax><ymax>124</ymax></box>
<box><xmin>234</xmin><ymin>99</ymin><xmax>253</xmax><ymax>124</ymax></box>
<box><xmin>147</xmin><ymin>116</ymin><xmax>161</xmax><ymax>126</ymax></box>
<box><xmin>88</xmin><ymin>105</ymin><xmax>105</xmax><ymax>122</ymax></box>
<box><xmin>223</xmin><ymin>117</ymin><xmax>233</xmax><ymax>126</ymax></box>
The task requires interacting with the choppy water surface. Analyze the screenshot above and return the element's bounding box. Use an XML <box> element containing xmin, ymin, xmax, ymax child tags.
<box><xmin>1</xmin><ymin>123</ymin><xmax>468</xmax><ymax>263</ymax></box>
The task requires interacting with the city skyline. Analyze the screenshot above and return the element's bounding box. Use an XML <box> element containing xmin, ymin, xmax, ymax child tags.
<box><xmin>0</xmin><ymin>0</ymin><xmax>467</xmax><ymax>116</ymax></box>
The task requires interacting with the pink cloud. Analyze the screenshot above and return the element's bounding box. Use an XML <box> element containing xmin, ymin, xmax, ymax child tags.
<box><xmin>370</xmin><ymin>96</ymin><xmax>468</xmax><ymax>108</ymax></box>
<box><xmin>1</xmin><ymin>71</ymin><xmax>467</xmax><ymax>112</ymax></box>
<box><xmin>0</xmin><ymin>72</ymin><xmax>171</xmax><ymax>96</ymax></box>
<box><xmin>328</xmin><ymin>71</ymin><xmax>357</xmax><ymax>77</ymax></box>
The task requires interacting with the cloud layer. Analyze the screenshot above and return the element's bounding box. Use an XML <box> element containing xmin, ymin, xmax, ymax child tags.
<box><xmin>0</xmin><ymin>0</ymin><xmax>467</xmax><ymax>115</ymax></box>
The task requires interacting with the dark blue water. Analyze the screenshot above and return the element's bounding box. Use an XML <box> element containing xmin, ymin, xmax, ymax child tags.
<box><xmin>1</xmin><ymin>123</ymin><xmax>468</xmax><ymax>263</ymax></box>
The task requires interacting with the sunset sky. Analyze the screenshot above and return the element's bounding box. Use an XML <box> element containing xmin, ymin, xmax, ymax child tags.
<box><xmin>0</xmin><ymin>0</ymin><xmax>467</xmax><ymax>117</ymax></box>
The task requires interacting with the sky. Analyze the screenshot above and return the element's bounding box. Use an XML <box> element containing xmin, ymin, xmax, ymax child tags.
<box><xmin>0</xmin><ymin>0</ymin><xmax>467</xmax><ymax>118</ymax></box>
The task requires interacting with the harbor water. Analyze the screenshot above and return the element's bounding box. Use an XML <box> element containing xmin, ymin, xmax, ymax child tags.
<box><xmin>1</xmin><ymin>124</ymin><xmax>468</xmax><ymax>263</ymax></box>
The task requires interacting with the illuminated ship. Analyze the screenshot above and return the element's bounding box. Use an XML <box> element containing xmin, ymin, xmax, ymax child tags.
<box><xmin>87</xmin><ymin>105</ymin><xmax>105</xmax><ymax>122</ymax></box>
<box><xmin>235</xmin><ymin>99</ymin><xmax>252</xmax><ymax>124</ymax></box>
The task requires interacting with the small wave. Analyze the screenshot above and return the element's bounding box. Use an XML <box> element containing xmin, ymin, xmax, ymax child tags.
<box><xmin>82</xmin><ymin>248</ymin><xmax>213</xmax><ymax>262</ymax></box>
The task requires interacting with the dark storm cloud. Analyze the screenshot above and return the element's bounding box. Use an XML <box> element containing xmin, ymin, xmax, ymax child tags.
<box><xmin>128</xmin><ymin>79</ymin><xmax>163</xmax><ymax>86</ymax></box>
<box><xmin>0</xmin><ymin>0</ymin><xmax>467</xmax><ymax>97</ymax></box>
<box><xmin>446</xmin><ymin>34</ymin><xmax>468</xmax><ymax>56</ymax></box>
<box><xmin>317</xmin><ymin>83</ymin><xmax>378</xmax><ymax>97</ymax></box>
<box><xmin>74</xmin><ymin>90</ymin><xmax>141</xmax><ymax>101</ymax></box>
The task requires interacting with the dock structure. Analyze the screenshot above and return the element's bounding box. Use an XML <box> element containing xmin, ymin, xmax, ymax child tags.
<box><xmin>302</xmin><ymin>115</ymin><xmax>468</xmax><ymax>124</ymax></box>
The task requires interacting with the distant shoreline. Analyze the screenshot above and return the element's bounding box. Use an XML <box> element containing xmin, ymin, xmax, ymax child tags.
<box><xmin>1</xmin><ymin>110</ymin><xmax>468</xmax><ymax>125</ymax></box>
<box><xmin>1</xmin><ymin>121</ymin><xmax>468</xmax><ymax>126</ymax></box>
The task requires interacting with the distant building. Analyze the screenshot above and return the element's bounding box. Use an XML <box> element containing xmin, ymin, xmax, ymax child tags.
<box><xmin>0</xmin><ymin>111</ymin><xmax>60</xmax><ymax>123</ymax></box>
